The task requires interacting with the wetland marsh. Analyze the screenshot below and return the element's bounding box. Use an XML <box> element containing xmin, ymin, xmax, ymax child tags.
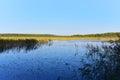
<box><xmin>0</xmin><ymin>39</ymin><xmax>119</xmax><ymax>80</ymax></box>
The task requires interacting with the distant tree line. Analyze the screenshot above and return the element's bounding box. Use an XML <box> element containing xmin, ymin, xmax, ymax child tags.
<box><xmin>0</xmin><ymin>32</ymin><xmax>119</xmax><ymax>37</ymax></box>
<box><xmin>71</xmin><ymin>32</ymin><xmax>120</xmax><ymax>37</ymax></box>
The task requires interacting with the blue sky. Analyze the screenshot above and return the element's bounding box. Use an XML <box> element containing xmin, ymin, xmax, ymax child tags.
<box><xmin>0</xmin><ymin>0</ymin><xmax>120</xmax><ymax>35</ymax></box>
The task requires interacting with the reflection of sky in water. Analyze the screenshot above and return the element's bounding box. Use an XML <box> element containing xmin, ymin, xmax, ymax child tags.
<box><xmin>0</xmin><ymin>40</ymin><xmax>113</xmax><ymax>80</ymax></box>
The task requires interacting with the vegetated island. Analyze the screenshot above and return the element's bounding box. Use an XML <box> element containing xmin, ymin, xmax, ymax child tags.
<box><xmin>0</xmin><ymin>32</ymin><xmax>120</xmax><ymax>42</ymax></box>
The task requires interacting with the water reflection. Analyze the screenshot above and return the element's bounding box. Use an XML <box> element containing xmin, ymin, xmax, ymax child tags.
<box><xmin>79</xmin><ymin>41</ymin><xmax>120</xmax><ymax>80</ymax></box>
<box><xmin>0</xmin><ymin>39</ymin><xmax>49</xmax><ymax>53</ymax></box>
<box><xmin>0</xmin><ymin>40</ymin><xmax>120</xmax><ymax>80</ymax></box>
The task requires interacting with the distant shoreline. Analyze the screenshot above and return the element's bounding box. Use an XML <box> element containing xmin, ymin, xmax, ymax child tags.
<box><xmin>0</xmin><ymin>32</ymin><xmax>119</xmax><ymax>41</ymax></box>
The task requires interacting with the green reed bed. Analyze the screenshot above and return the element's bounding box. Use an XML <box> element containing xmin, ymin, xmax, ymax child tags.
<box><xmin>0</xmin><ymin>32</ymin><xmax>119</xmax><ymax>41</ymax></box>
<box><xmin>0</xmin><ymin>39</ymin><xmax>49</xmax><ymax>53</ymax></box>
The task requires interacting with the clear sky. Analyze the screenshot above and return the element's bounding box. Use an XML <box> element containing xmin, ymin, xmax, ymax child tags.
<box><xmin>0</xmin><ymin>0</ymin><xmax>120</xmax><ymax>35</ymax></box>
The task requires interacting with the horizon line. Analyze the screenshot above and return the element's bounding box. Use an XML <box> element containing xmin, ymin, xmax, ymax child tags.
<box><xmin>0</xmin><ymin>32</ymin><xmax>119</xmax><ymax>36</ymax></box>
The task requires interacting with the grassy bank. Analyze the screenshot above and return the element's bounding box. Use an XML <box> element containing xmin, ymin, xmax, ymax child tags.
<box><xmin>0</xmin><ymin>32</ymin><xmax>119</xmax><ymax>41</ymax></box>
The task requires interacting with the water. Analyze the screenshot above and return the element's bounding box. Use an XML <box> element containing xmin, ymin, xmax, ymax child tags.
<box><xmin>0</xmin><ymin>40</ymin><xmax>119</xmax><ymax>80</ymax></box>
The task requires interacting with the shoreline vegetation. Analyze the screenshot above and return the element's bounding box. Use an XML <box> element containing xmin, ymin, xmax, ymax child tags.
<box><xmin>0</xmin><ymin>32</ymin><xmax>119</xmax><ymax>41</ymax></box>
<box><xmin>0</xmin><ymin>39</ymin><xmax>49</xmax><ymax>53</ymax></box>
<box><xmin>0</xmin><ymin>32</ymin><xmax>119</xmax><ymax>53</ymax></box>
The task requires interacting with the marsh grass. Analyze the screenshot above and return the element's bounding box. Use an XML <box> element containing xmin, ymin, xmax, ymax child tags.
<box><xmin>0</xmin><ymin>39</ymin><xmax>49</xmax><ymax>53</ymax></box>
<box><xmin>0</xmin><ymin>36</ymin><xmax>119</xmax><ymax>41</ymax></box>
<box><xmin>0</xmin><ymin>32</ymin><xmax>119</xmax><ymax>41</ymax></box>
<box><xmin>79</xmin><ymin>41</ymin><xmax>120</xmax><ymax>80</ymax></box>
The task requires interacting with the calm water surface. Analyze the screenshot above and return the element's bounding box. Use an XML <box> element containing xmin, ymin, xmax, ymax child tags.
<box><xmin>0</xmin><ymin>40</ymin><xmax>119</xmax><ymax>80</ymax></box>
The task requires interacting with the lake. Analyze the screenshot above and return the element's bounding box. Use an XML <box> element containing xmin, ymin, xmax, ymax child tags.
<box><xmin>0</xmin><ymin>40</ymin><xmax>119</xmax><ymax>80</ymax></box>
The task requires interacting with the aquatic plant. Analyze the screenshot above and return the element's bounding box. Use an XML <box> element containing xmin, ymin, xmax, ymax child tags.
<box><xmin>0</xmin><ymin>39</ymin><xmax>49</xmax><ymax>53</ymax></box>
<box><xmin>79</xmin><ymin>41</ymin><xmax>120</xmax><ymax>80</ymax></box>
